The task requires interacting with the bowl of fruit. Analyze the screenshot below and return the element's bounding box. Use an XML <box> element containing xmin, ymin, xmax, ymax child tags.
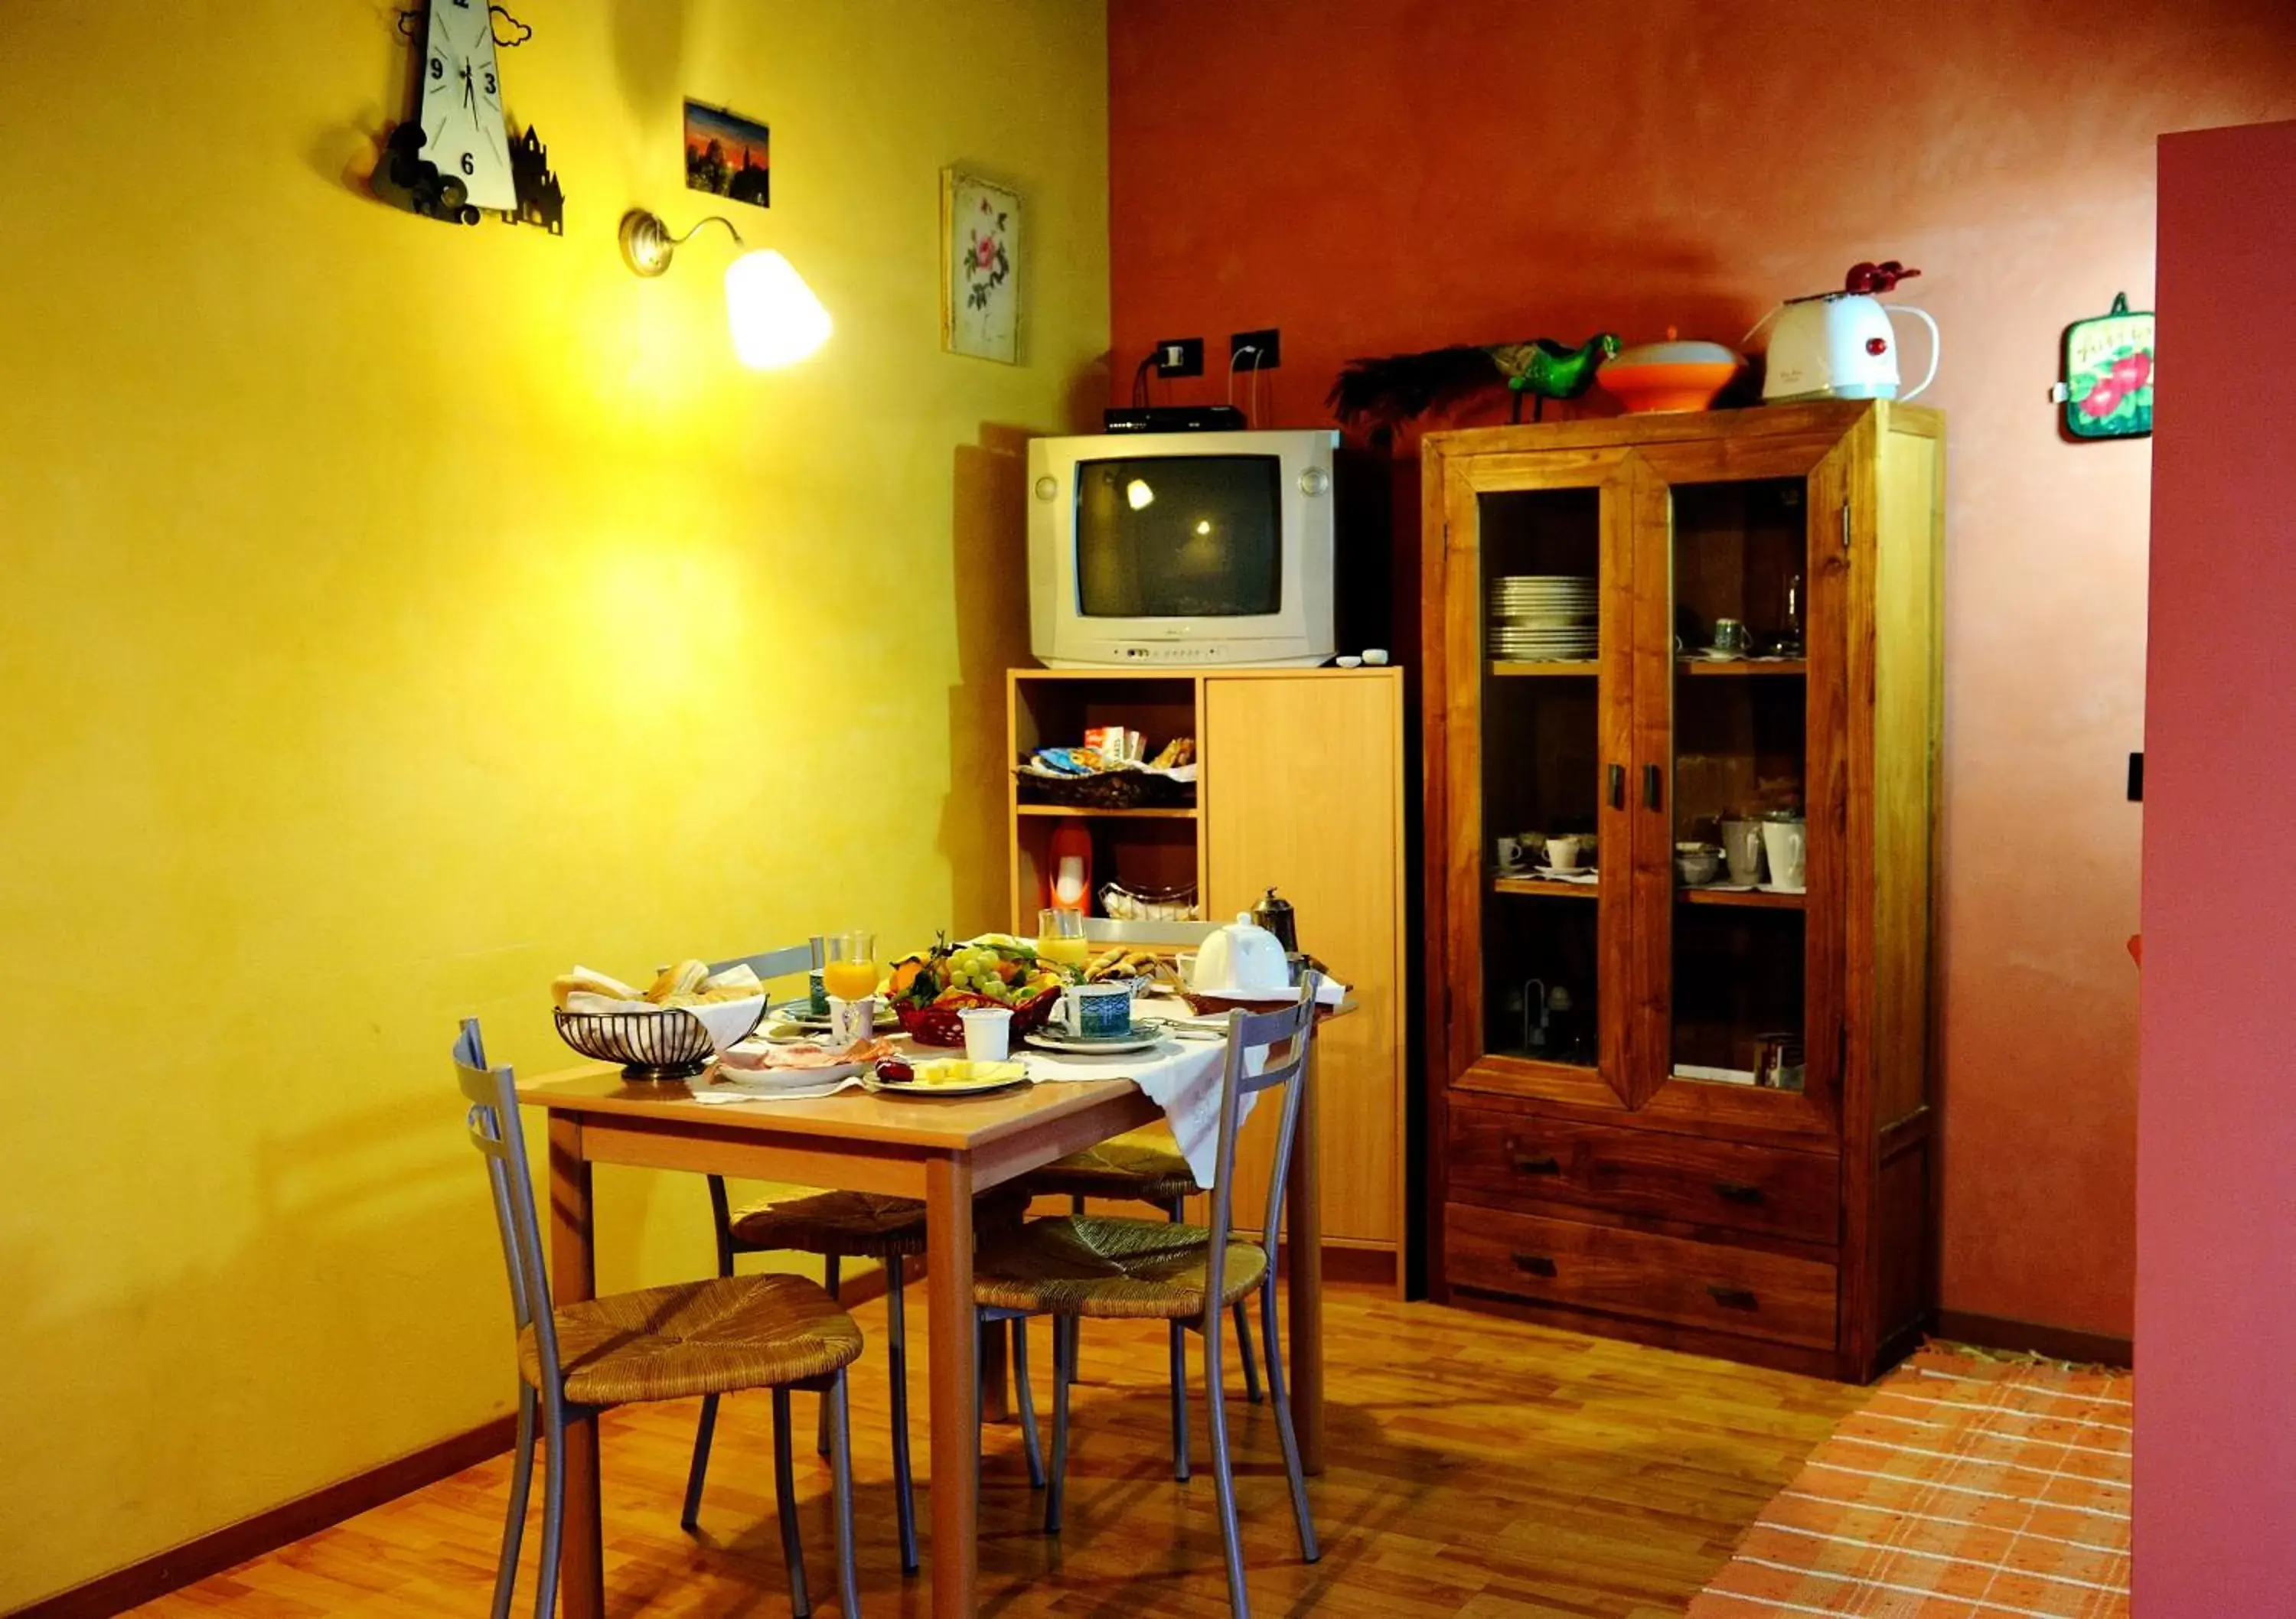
<box><xmin>888</xmin><ymin>933</ymin><xmax>1068</xmax><ymax>1047</ymax></box>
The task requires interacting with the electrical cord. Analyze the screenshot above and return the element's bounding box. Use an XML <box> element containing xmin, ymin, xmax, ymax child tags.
<box><xmin>1131</xmin><ymin>352</ymin><xmax>1156</xmax><ymax>408</ymax></box>
<box><xmin>1227</xmin><ymin>344</ymin><xmax>1261</xmax><ymax>428</ymax></box>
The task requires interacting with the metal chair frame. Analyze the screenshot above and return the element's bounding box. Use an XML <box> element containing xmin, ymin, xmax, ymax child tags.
<box><xmin>982</xmin><ymin>975</ymin><xmax>1324</xmax><ymax>1617</ymax></box>
<box><xmin>455</xmin><ymin>1018</ymin><xmax>859</xmax><ymax>1618</ymax></box>
<box><xmin>680</xmin><ymin>940</ymin><xmax>1042</xmax><ymax>1579</ymax></box>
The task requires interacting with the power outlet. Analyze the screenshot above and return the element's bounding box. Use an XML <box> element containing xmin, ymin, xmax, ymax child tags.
<box><xmin>1154</xmin><ymin>337</ymin><xmax>1205</xmax><ymax>378</ymax></box>
<box><xmin>1231</xmin><ymin>328</ymin><xmax>1281</xmax><ymax>370</ymax></box>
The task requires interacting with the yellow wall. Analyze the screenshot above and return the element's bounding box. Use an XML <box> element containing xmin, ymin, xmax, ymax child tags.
<box><xmin>0</xmin><ymin>1</ymin><xmax>1108</xmax><ymax>1604</ymax></box>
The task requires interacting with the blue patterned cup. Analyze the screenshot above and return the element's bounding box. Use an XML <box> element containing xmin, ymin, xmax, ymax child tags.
<box><xmin>1060</xmin><ymin>982</ymin><xmax>1133</xmax><ymax>1041</ymax></box>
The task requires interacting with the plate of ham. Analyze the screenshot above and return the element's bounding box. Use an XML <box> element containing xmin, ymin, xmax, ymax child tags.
<box><xmin>709</xmin><ymin>1034</ymin><xmax>903</xmax><ymax>1092</ymax></box>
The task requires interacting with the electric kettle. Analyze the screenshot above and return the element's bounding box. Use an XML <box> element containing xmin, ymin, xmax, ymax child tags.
<box><xmin>1750</xmin><ymin>260</ymin><xmax>1939</xmax><ymax>405</ymax></box>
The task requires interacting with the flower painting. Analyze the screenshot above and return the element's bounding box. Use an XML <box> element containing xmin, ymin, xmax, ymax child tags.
<box><xmin>942</xmin><ymin>168</ymin><xmax>1021</xmax><ymax>363</ymax></box>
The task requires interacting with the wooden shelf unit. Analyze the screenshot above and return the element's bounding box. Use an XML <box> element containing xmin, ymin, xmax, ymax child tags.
<box><xmin>1422</xmin><ymin>402</ymin><xmax>1943</xmax><ymax>1382</ymax></box>
<box><xmin>1006</xmin><ymin>666</ymin><xmax>1410</xmax><ymax>1274</ymax></box>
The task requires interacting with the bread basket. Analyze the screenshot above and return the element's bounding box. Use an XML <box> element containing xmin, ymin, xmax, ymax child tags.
<box><xmin>553</xmin><ymin>1005</ymin><xmax>765</xmax><ymax>1080</ymax></box>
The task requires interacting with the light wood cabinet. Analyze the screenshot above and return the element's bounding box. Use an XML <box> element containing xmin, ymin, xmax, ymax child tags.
<box><xmin>1007</xmin><ymin>668</ymin><xmax>1407</xmax><ymax>1263</ymax></box>
<box><xmin>1420</xmin><ymin>402</ymin><xmax>1942</xmax><ymax>1380</ymax></box>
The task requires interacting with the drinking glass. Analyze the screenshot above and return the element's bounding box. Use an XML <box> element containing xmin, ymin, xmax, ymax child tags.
<box><xmin>1036</xmin><ymin>907</ymin><xmax>1089</xmax><ymax>972</ymax></box>
<box><xmin>820</xmin><ymin>930</ymin><xmax>879</xmax><ymax>1002</ymax></box>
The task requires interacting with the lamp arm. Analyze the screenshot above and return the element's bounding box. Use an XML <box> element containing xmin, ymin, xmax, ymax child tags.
<box><xmin>664</xmin><ymin>215</ymin><xmax>746</xmax><ymax>250</ymax></box>
<box><xmin>618</xmin><ymin>208</ymin><xmax>747</xmax><ymax>277</ymax></box>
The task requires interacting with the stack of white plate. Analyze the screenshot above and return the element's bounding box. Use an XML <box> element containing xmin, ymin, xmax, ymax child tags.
<box><xmin>1488</xmin><ymin>575</ymin><xmax>1598</xmax><ymax>660</ymax></box>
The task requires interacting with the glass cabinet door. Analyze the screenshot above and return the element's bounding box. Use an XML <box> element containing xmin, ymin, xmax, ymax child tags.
<box><xmin>1630</xmin><ymin>451</ymin><xmax>1844</xmax><ymax>1130</ymax></box>
<box><xmin>1443</xmin><ymin>456</ymin><xmax>1635</xmax><ymax>1107</ymax></box>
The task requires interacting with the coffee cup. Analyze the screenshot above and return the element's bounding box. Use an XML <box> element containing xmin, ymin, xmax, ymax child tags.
<box><xmin>1712</xmin><ymin>618</ymin><xmax>1752</xmax><ymax>656</ymax></box>
<box><xmin>1720</xmin><ymin>819</ymin><xmax>1765</xmax><ymax>885</ymax></box>
<box><xmin>1057</xmin><ymin>982</ymin><xmax>1133</xmax><ymax>1041</ymax></box>
<box><xmin>1544</xmin><ymin>835</ymin><xmax>1589</xmax><ymax>873</ymax></box>
<box><xmin>827</xmin><ymin>995</ymin><xmax>877</xmax><ymax>1048</ymax></box>
<box><xmin>1496</xmin><ymin>836</ymin><xmax>1525</xmax><ymax>871</ymax></box>
<box><xmin>1760</xmin><ymin>816</ymin><xmax>1808</xmax><ymax>892</ymax></box>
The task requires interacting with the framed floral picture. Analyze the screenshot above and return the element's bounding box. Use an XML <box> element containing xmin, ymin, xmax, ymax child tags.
<box><xmin>941</xmin><ymin>168</ymin><xmax>1020</xmax><ymax>363</ymax></box>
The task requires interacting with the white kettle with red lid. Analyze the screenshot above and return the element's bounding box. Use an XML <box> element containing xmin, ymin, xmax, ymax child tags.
<box><xmin>1750</xmin><ymin>260</ymin><xmax>1939</xmax><ymax>404</ymax></box>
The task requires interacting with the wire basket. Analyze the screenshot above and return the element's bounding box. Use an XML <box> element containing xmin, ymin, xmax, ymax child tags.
<box><xmin>1013</xmin><ymin>766</ymin><xmax>1196</xmax><ymax>811</ymax></box>
<box><xmin>553</xmin><ymin>1005</ymin><xmax>765</xmax><ymax>1080</ymax></box>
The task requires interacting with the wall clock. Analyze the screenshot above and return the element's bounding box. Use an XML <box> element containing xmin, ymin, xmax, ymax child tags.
<box><xmin>418</xmin><ymin>0</ymin><xmax>515</xmax><ymax>212</ymax></box>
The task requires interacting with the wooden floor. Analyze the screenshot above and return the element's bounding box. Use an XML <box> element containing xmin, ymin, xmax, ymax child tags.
<box><xmin>133</xmin><ymin>1282</ymin><xmax>1866</xmax><ymax>1617</ymax></box>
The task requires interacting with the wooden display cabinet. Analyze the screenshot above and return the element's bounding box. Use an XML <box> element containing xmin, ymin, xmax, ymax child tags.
<box><xmin>1006</xmin><ymin>668</ymin><xmax>1410</xmax><ymax>1272</ymax></box>
<box><xmin>1420</xmin><ymin>402</ymin><xmax>1942</xmax><ymax>1380</ymax></box>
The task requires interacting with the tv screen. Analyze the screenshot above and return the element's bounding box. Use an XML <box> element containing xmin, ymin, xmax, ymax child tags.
<box><xmin>1074</xmin><ymin>455</ymin><xmax>1283</xmax><ymax>617</ymax></box>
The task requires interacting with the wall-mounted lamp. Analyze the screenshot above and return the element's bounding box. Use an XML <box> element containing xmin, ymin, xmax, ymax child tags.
<box><xmin>618</xmin><ymin>209</ymin><xmax>831</xmax><ymax>369</ymax></box>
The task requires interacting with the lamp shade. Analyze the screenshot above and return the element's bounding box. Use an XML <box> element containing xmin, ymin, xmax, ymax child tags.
<box><xmin>723</xmin><ymin>249</ymin><xmax>831</xmax><ymax>368</ymax></box>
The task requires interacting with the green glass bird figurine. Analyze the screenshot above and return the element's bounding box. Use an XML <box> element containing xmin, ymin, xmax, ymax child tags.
<box><xmin>1329</xmin><ymin>333</ymin><xmax>1622</xmax><ymax>427</ymax></box>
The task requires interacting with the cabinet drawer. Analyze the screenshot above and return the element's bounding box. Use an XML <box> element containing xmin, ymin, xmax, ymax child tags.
<box><xmin>1444</xmin><ymin>1205</ymin><xmax>1838</xmax><ymax>1349</ymax></box>
<box><xmin>1447</xmin><ymin>1106</ymin><xmax>1839</xmax><ymax>1244</ymax></box>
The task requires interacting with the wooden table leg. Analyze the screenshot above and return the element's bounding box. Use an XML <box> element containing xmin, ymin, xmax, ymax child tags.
<box><xmin>546</xmin><ymin>1114</ymin><xmax>606</xmax><ymax>1617</ymax></box>
<box><xmin>925</xmin><ymin>1155</ymin><xmax>979</xmax><ymax>1616</ymax></box>
<box><xmin>1285</xmin><ymin>1043</ymin><xmax>1326</xmax><ymax>1475</ymax></box>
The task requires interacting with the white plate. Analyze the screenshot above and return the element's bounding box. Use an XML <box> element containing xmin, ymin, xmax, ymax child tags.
<box><xmin>768</xmin><ymin>1002</ymin><xmax>898</xmax><ymax>1034</ymax></box>
<box><xmin>866</xmin><ymin>1064</ymin><xmax>1031</xmax><ymax>1097</ymax></box>
<box><xmin>1023</xmin><ymin>1024</ymin><xmax>1170</xmax><ymax>1056</ymax></box>
<box><xmin>707</xmin><ymin>1058</ymin><xmax>868</xmax><ymax>1088</ymax></box>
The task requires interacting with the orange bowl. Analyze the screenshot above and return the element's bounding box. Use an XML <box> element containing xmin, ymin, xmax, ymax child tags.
<box><xmin>1598</xmin><ymin>360</ymin><xmax>1740</xmax><ymax>413</ymax></box>
<box><xmin>1597</xmin><ymin>336</ymin><xmax>1743</xmax><ymax>413</ymax></box>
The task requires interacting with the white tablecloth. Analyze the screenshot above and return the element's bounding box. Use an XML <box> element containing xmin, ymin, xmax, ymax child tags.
<box><xmin>1021</xmin><ymin>995</ymin><xmax>1263</xmax><ymax>1185</ymax></box>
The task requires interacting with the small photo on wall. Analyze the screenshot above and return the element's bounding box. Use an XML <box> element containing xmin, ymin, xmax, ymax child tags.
<box><xmin>942</xmin><ymin>168</ymin><xmax>1020</xmax><ymax>364</ymax></box>
<box><xmin>684</xmin><ymin>99</ymin><xmax>770</xmax><ymax>209</ymax></box>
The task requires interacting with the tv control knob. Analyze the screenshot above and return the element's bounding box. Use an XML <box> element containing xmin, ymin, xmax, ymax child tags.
<box><xmin>1298</xmin><ymin>467</ymin><xmax>1332</xmax><ymax>498</ymax></box>
<box><xmin>1034</xmin><ymin>476</ymin><xmax>1058</xmax><ymax>500</ymax></box>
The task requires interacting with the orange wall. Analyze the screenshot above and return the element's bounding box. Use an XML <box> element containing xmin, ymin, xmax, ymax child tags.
<box><xmin>1109</xmin><ymin>0</ymin><xmax>2296</xmax><ymax>1335</ymax></box>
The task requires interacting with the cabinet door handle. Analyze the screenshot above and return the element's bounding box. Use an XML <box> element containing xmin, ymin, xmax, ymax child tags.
<box><xmin>1713</xmin><ymin>1180</ymin><xmax>1763</xmax><ymax>1204</ymax></box>
<box><xmin>1511</xmin><ymin>1253</ymin><xmax>1557</xmax><ymax>1278</ymax></box>
<box><xmin>1643</xmin><ymin>764</ymin><xmax>1662</xmax><ymax>810</ymax></box>
<box><xmin>1706</xmin><ymin>1283</ymin><xmax>1759</xmax><ymax>1310</ymax></box>
<box><xmin>1607</xmin><ymin>763</ymin><xmax>1626</xmax><ymax>809</ymax></box>
<box><xmin>1512</xmin><ymin>1155</ymin><xmax>1562</xmax><ymax>1177</ymax></box>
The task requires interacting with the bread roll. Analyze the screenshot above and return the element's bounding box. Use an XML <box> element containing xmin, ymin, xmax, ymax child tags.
<box><xmin>553</xmin><ymin>966</ymin><xmax>643</xmax><ymax>1009</ymax></box>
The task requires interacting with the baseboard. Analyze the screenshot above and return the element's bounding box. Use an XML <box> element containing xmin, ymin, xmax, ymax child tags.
<box><xmin>1933</xmin><ymin>1308</ymin><xmax>2133</xmax><ymax>1369</ymax></box>
<box><xmin>8</xmin><ymin>1415</ymin><xmax>519</xmax><ymax>1619</ymax></box>
<box><xmin>5</xmin><ymin>1247</ymin><xmax>1299</xmax><ymax>1618</ymax></box>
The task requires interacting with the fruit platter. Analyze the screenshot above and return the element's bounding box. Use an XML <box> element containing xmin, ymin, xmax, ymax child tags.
<box><xmin>888</xmin><ymin>933</ymin><xmax>1065</xmax><ymax>1047</ymax></box>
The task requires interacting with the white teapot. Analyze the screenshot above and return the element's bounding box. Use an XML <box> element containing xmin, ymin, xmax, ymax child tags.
<box><xmin>1193</xmin><ymin>912</ymin><xmax>1292</xmax><ymax>994</ymax></box>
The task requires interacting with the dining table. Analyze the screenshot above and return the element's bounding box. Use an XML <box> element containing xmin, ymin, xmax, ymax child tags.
<box><xmin>516</xmin><ymin>1020</ymin><xmax>1327</xmax><ymax>1618</ymax></box>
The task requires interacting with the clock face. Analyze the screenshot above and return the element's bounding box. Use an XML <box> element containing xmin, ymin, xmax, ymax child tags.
<box><xmin>419</xmin><ymin>0</ymin><xmax>515</xmax><ymax>213</ymax></box>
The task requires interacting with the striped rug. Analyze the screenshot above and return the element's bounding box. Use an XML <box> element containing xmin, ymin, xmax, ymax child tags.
<box><xmin>1687</xmin><ymin>1344</ymin><xmax>2131</xmax><ymax>1617</ymax></box>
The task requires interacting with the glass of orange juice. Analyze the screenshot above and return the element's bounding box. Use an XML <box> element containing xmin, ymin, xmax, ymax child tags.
<box><xmin>820</xmin><ymin>930</ymin><xmax>879</xmax><ymax>1002</ymax></box>
<box><xmin>1036</xmin><ymin>907</ymin><xmax>1089</xmax><ymax>972</ymax></box>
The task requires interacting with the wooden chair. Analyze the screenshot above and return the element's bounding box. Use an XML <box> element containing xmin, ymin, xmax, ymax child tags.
<box><xmin>971</xmin><ymin>976</ymin><xmax>1324</xmax><ymax>1617</ymax></box>
<box><xmin>453</xmin><ymin>1019</ymin><xmax>861</xmax><ymax>1619</ymax></box>
<box><xmin>681</xmin><ymin>943</ymin><xmax>1041</xmax><ymax>1578</ymax></box>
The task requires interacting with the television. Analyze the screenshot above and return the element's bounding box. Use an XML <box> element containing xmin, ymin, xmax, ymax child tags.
<box><xmin>1028</xmin><ymin>428</ymin><xmax>1339</xmax><ymax>668</ymax></box>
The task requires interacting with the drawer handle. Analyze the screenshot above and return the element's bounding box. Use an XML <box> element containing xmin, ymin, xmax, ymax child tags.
<box><xmin>1512</xmin><ymin>1154</ymin><xmax>1562</xmax><ymax>1177</ymax></box>
<box><xmin>1706</xmin><ymin>1283</ymin><xmax>1759</xmax><ymax>1311</ymax></box>
<box><xmin>1713</xmin><ymin>1180</ymin><xmax>1764</xmax><ymax>1205</ymax></box>
<box><xmin>1511</xmin><ymin>1253</ymin><xmax>1557</xmax><ymax>1278</ymax></box>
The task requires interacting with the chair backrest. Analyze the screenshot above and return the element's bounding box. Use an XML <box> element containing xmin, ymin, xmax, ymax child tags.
<box><xmin>709</xmin><ymin>937</ymin><xmax>823</xmax><ymax>985</ymax></box>
<box><xmin>1198</xmin><ymin>972</ymin><xmax>1324</xmax><ymax>1305</ymax></box>
<box><xmin>453</xmin><ymin>1018</ymin><xmax>563</xmax><ymax>1401</ymax></box>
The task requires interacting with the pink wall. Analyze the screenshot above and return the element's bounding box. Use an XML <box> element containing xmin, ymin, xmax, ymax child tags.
<box><xmin>1110</xmin><ymin>0</ymin><xmax>2296</xmax><ymax>1335</ymax></box>
<box><xmin>2135</xmin><ymin>117</ymin><xmax>2296</xmax><ymax>1611</ymax></box>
